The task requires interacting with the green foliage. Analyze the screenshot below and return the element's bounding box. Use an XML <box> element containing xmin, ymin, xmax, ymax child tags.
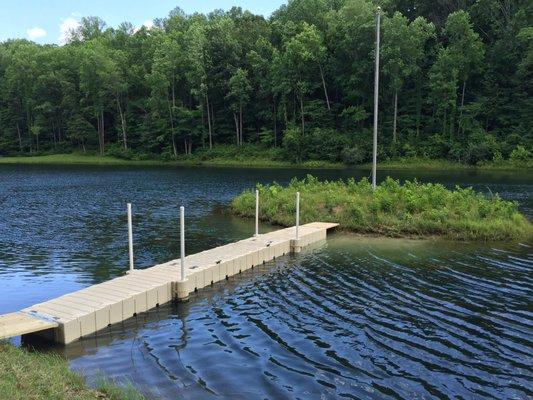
<box><xmin>0</xmin><ymin>1</ymin><xmax>530</xmax><ymax>165</ymax></box>
<box><xmin>509</xmin><ymin>145</ymin><xmax>531</xmax><ymax>164</ymax></box>
<box><xmin>231</xmin><ymin>175</ymin><xmax>532</xmax><ymax>241</ymax></box>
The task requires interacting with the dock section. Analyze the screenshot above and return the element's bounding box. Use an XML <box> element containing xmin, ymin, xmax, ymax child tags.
<box><xmin>1</xmin><ymin>222</ymin><xmax>337</xmax><ymax>344</ymax></box>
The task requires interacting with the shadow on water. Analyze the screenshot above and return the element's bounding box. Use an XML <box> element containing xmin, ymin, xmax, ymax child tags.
<box><xmin>2</xmin><ymin>165</ymin><xmax>532</xmax><ymax>399</ymax></box>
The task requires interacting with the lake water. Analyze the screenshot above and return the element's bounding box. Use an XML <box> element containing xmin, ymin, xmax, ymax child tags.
<box><xmin>0</xmin><ymin>165</ymin><xmax>532</xmax><ymax>399</ymax></box>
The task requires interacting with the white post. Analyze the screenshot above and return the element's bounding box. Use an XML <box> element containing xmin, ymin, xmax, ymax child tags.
<box><xmin>127</xmin><ymin>203</ymin><xmax>134</xmax><ymax>273</ymax></box>
<box><xmin>372</xmin><ymin>7</ymin><xmax>381</xmax><ymax>190</ymax></box>
<box><xmin>254</xmin><ymin>189</ymin><xmax>259</xmax><ymax>237</ymax></box>
<box><xmin>180</xmin><ymin>206</ymin><xmax>186</xmax><ymax>281</ymax></box>
<box><xmin>295</xmin><ymin>191</ymin><xmax>300</xmax><ymax>240</ymax></box>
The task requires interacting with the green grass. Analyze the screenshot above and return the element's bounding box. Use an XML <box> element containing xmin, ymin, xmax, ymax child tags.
<box><xmin>0</xmin><ymin>151</ymin><xmax>530</xmax><ymax>170</ymax></box>
<box><xmin>231</xmin><ymin>175</ymin><xmax>532</xmax><ymax>241</ymax></box>
<box><xmin>364</xmin><ymin>157</ymin><xmax>533</xmax><ymax>171</ymax></box>
<box><xmin>0</xmin><ymin>342</ymin><xmax>145</xmax><ymax>400</ymax></box>
<box><xmin>0</xmin><ymin>152</ymin><xmax>340</xmax><ymax>168</ymax></box>
<box><xmin>0</xmin><ymin>154</ymin><xmax>164</xmax><ymax>166</ymax></box>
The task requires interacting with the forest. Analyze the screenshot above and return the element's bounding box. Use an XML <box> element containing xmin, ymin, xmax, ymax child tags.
<box><xmin>0</xmin><ymin>0</ymin><xmax>531</xmax><ymax>165</ymax></box>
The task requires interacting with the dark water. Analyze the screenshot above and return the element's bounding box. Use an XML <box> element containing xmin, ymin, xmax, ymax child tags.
<box><xmin>0</xmin><ymin>165</ymin><xmax>532</xmax><ymax>399</ymax></box>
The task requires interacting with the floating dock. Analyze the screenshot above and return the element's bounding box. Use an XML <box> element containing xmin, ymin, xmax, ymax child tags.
<box><xmin>0</xmin><ymin>222</ymin><xmax>337</xmax><ymax>344</ymax></box>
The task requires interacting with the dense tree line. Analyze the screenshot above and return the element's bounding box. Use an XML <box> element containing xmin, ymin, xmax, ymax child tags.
<box><xmin>0</xmin><ymin>0</ymin><xmax>531</xmax><ymax>164</ymax></box>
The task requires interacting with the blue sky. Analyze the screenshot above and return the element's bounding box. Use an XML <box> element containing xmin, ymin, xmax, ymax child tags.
<box><xmin>0</xmin><ymin>0</ymin><xmax>284</xmax><ymax>44</ymax></box>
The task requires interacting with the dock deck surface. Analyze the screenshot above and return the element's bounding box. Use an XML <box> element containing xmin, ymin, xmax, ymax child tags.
<box><xmin>1</xmin><ymin>222</ymin><xmax>338</xmax><ymax>344</ymax></box>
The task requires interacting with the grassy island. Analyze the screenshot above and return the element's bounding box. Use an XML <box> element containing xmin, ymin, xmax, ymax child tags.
<box><xmin>0</xmin><ymin>343</ymin><xmax>144</xmax><ymax>400</ymax></box>
<box><xmin>231</xmin><ymin>176</ymin><xmax>532</xmax><ymax>241</ymax></box>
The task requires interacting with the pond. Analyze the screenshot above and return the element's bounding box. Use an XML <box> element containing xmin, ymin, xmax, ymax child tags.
<box><xmin>0</xmin><ymin>165</ymin><xmax>532</xmax><ymax>399</ymax></box>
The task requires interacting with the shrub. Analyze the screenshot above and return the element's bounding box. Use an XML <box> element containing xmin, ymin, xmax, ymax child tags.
<box><xmin>231</xmin><ymin>175</ymin><xmax>531</xmax><ymax>241</ymax></box>
<box><xmin>509</xmin><ymin>145</ymin><xmax>531</xmax><ymax>164</ymax></box>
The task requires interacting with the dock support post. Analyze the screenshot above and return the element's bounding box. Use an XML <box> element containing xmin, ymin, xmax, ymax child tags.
<box><xmin>254</xmin><ymin>189</ymin><xmax>259</xmax><ymax>237</ymax></box>
<box><xmin>180</xmin><ymin>206</ymin><xmax>186</xmax><ymax>281</ymax></box>
<box><xmin>291</xmin><ymin>192</ymin><xmax>301</xmax><ymax>253</ymax></box>
<box><xmin>127</xmin><ymin>203</ymin><xmax>134</xmax><ymax>273</ymax></box>
<box><xmin>176</xmin><ymin>205</ymin><xmax>189</xmax><ymax>301</ymax></box>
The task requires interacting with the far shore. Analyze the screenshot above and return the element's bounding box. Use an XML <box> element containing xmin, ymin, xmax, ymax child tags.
<box><xmin>0</xmin><ymin>153</ymin><xmax>531</xmax><ymax>171</ymax></box>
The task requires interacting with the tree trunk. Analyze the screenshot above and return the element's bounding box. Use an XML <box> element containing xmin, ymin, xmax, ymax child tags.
<box><xmin>442</xmin><ymin>108</ymin><xmax>447</xmax><ymax>137</ymax></box>
<box><xmin>172</xmin><ymin>77</ymin><xmax>176</xmax><ymax>107</ymax></box>
<box><xmin>233</xmin><ymin>112</ymin><xmax>239</xmax><ymax>145</ymax></box>
<box><xmin>392</xmin><ymin>90</ymin><xmax>398</xmax><ymax>142</ymax></box>
<box><xmin>206</xmin><ymin>92</ymin><xmax>212</xmax><ymax>149</ymax></box>
<box><xmin>460</xmin><ymin>80</ymin><xmax>466</xmax><ymax>109</ymax></box>
<box><xmin>459</xmin><ymin>80</ymin><xmax>466</xmax><ymax>134</ymax></box>
<box><xmin>16</xmin><ymin>122</ymin><xmax>22</xmax><ymax>152</ymax></box>
<box><xmin>319</xmin><ymin>63</ymin><xmax>330</xmax><ymax>111</ymax></box>
<box><xmin>273</xmin><ymin>100</ymin><xmax>277</xmax><ymax>147</ymax></box>
<box><xmin>99</xmin><ymin>109</ymin><xmax>105</xmax><ymax>155</ymax></box>
<box><xmin>239</xmin><ymin>103</ymin><xmax>243</xmax><ymax>146</ymax></box>
<box><xmin>299</xmin><ymin>94</ymin><xmax>305</xmax><ymax>136</ymax></box>
<box><xmin>26</xmin><ymin>107</ymin><xmax>32</xmax><ymax>153</ymax></box>
<box><xmin>117</xmin><ymin>95</ymin><xmax>128</xmax><ymax>150</ymax></box>
<box><xmin>51</xmin><ymin>120</ymin><xmax>57</xmax><ymax>148</ymax></box>
<box><xmin>415</xmin><ymin>77</ymin><xmax>422</xmax><ymax>137</ymax></box>
<box><xmin>96</xmin><ymin>112</ymin><xmax>102</xmax><ymax>155</ymax></box>
<box><xmin>169</xmin><ymin>107</ymin><xmax>177</xmax><ymax>158</ymax></box>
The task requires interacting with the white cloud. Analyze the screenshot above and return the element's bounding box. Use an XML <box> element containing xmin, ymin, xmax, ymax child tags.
<box><xmin>133</xmin><ymin>19</ymin><xmax>154</xmax><ymax>34</ymax></box>
<box><xmin>143</xmin><ymin>20</ymin><xmax>154</xmax><ymax>29</ymax></box>
<box><xmin>143</xmin><ymin>19</ymin><xmax>154</xmax><ymax>29</ymax></box>
<box><xmin>27</xmin><ymin>27</ymin><xmax>47</xmax><ymax>41</ymax></box>
<box><xmin>59</xmin><ymin>15</ymin><xmax>81</xmax><ymax>45</ymax></box>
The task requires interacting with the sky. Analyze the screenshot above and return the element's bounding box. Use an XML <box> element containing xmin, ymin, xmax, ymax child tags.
<box><xmin>0</xmin><ymin>0</ymin><xmax>285</xmax><ymax>44</ymax></box>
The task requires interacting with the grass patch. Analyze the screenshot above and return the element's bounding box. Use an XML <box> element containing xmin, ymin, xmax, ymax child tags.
<box><xmin>1</xmin><ymin>151</ymin><xmax>530</xmax><ymax>171</ymax></box>
<box><xmin>0</xmin><ymin>154</ymin><xmax>163</xmax><ymax>166</ymax></box>
<box><xmin>0</xmin><ymin>342</ymin><xmax>145</xmax><ymax>400</ymax></box>
<box><xmin>231</xmin><ymin>175</ymin><xmax>532</xmax><ymax>241</ymax></box>
<box><xmin>364</xmin><ymin>157</ymin><xmax>533</xmax><ymax>171</ymax></box>
<box><xmin>0</xmin><ymin>151</ymin><xmax>341</xmax><ymax>169</ymax></box>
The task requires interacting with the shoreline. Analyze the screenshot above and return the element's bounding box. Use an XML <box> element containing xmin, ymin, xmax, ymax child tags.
<box><xmin>0</xmin><ymin>153</ymin><xmax>530</xmax><ymax>171</ymax></box>
<box><xmin>0</xmin><ymin>342</ymin><xmax>144</xmax><ymax>399</ymax></box>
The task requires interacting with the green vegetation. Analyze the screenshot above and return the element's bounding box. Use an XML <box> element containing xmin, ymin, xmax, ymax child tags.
<box><xmin>0</xmin><ymin>1</ymin><xmax>531</xmax><ymax>168</ymax></box>
<box><xmin>0</xmin><ymin>148</ymin><xmax>339</xmax><ymax>168</ymax></box>
<box><xmin>0</xmin><ymin>342</ymin><xmax>144</xmax><ymax>400</ymax></box>
<box><xmin>231</xmin><ymin>176</ymin><xmax>532</xmax><ymax>241</ymax></box>
<box><xmin>1</xmin><ymin>147</ymin><xmax>531</xmax><ymax>171</ymax></box>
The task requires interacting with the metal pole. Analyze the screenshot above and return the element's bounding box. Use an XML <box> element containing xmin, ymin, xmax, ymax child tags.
<box><xmin>180</xmin><ymin>206</ymin><xmax>186</xmax><ymax>281</ymax></box>
<box><xmin>254</xmin><ymin>189</ymin><xmax>259</xmax><ymax>237</ymax></box>
<box><xmin>295</xmin><ymin>192</ymin><xmax>300</xmax><ymax>240</ymax></box>
<box><xmin>372</xmin><ymin>7</ymin><xmax>381</xmax><ymax>189</ymax></box>
<box><xmin>127</xmin><ymin>203</ymin><xmax>134</xmax><ymax>273</ymax></box>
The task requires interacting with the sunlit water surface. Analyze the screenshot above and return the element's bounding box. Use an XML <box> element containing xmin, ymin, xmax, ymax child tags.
<box><xmin>0</xmin><ymin>165</ymin><xmax>531</xmax><ymax>399</ymax></box>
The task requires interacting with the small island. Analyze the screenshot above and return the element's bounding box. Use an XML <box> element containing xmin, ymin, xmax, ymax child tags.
<box><xmin>231</xmin><ymin>176</ymin><xmax>532</xmax><ymax>241</ymax></box>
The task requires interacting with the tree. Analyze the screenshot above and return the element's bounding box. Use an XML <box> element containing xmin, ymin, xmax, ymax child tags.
<box><xmin>0</xmin><ymin>0</ymin><xmax>530</xmax><ymax>165</ymax></box>
<box><xmin>227</xmin><ymin>68</ymin><xmax>252</xmax><ymax>145</ymax></box>
<box><xmin>443</xmin><ymin>11</ymin><xmax>484</xmax><ymax>111</ymax></box>
<box><xmin>382</xmin><ymin>13</ymin><xmax>434</xmax><ymax>141</ymax></box>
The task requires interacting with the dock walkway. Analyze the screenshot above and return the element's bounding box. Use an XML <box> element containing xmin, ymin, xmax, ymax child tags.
<box><xmin>0</xmin><ymin>222</ymin><xmax>337</xmax><ymax>344</ymax></box>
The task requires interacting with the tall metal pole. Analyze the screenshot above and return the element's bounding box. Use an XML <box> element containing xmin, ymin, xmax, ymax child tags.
<box><xmin>180</xmin><ymin>206</ymin><xmax>186</xmax><ymax>281</ymax></box>
<box><xmin>127</xmin><ymin>203</ymin><xmax>134</xmax><ymax>273</ymax></box>
<box><xmin>372</xmin><ymin>7</ymin><xmax>381</xmax><ymax>189</ymax></box>
<box><xmin>254</xmin><ymin>189</ymin><xmax>259</xmax><ymax>237</ymax></box>
<box><xmin>295</xmin><ymin>192</ymin><xmax>300</xmax><ymax>240</ymax></box>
